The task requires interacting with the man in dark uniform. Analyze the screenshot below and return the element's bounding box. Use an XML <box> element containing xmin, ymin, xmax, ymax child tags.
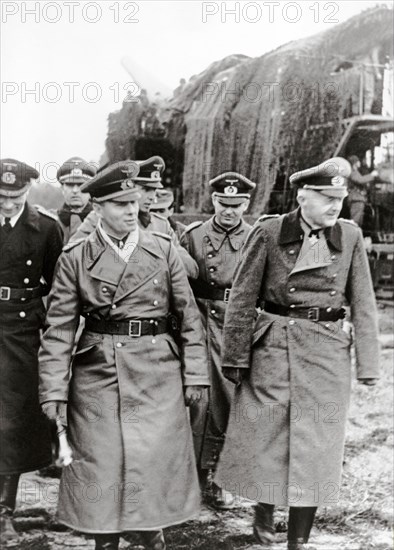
<box><xmin>180</xmin><ymin>172</ymin><xmax>255</xmax><ymax>508</ymax></box>
<box><xmin>39</xmin><ymin>161</ymin><xmax>209</xmax><ymax>550</ymax></box>
<box><xmin>215</xmin><ymin>158</ymin><xmax>380</xmax><ymax>549</ymax></box>
<box><xmin>72</xmin><ymin>157</ymin><xmax>198</xmax><ymax>278</ymax></box>
<box><xmin>55</xmin><ymin>156</ymin><xmax>97</xmax><ymax>243</ymax></box>
<box><xmin>0</xmin><ymin>159</ymin><xmax>63</xmax><ymax>543</ymax></box>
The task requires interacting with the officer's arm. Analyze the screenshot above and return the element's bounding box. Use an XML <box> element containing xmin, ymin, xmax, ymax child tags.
<box><xmin>346</xmin><ymin>228</ymin><xmax>380</xmax><ymax>381</ymax></box>
<box><xmin>42</xmin><ymin>222</ymin><xmax>63</xmax><ymax>289</ymax></box>
<box><xmin>349</xmin><ymin>169</ymin><xmax>377</xmax><ymax>186</ymax></box>
<box><xmin>167</xmin><ymin>242</ymin><xmax>209</xmax><ymax>387</ymax></box>
<box><xmin>71</xmin><ymin>209</ymin><xmax>99</xmax><ymax>241</ymax></box>
<box><xmin>168</xmin><ymin>224</ymin><xmax>199</xmax><ymax>280</ymax></box>
<box><xmin>221</xmin><ymin>222</ymin><xmax>268</xmax><ymax>371</ymax></box>
<box><xmin>39</xmin><ymin>251</ymin><xmax>81</xmax><ymax>405</ymax></box>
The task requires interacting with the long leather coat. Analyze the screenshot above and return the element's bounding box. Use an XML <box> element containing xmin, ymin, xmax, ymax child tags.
<box><xmin>215</xmin><ymin>209</ymin><xmax>379</xmax><ymax>506</ymax></box>
<box><xmin>0</xmin><ymin>203</ymin><xmax>63</xmax><ymax>474</ymax></box>
<box><xmin>38</xmin><ymin>227</ymin><xmax>209</xmax><ymax>533</ymax></box>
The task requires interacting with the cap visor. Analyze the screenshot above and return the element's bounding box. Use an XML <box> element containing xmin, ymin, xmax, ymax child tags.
<box><xmin>215</xmin><ymin>194</ymin><xmax>250</xmax><ymax>206</ymax></box>
<box><xmin>0</xmin><ymin>183</ymin><xmax>31</xmax><ymax>197</ymax></box>
<box><xmin>94</xmin><ymin>189</ymin><xmax>141</xmax><ymax>202</ymax></box>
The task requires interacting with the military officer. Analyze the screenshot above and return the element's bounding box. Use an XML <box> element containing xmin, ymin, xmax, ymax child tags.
<box><xmin>72</xmin><ymin>156</ymin><xmax>198</xmax><ymax>278</ymax></box>
<box><xmin>149</xmin><ymin>188</ymin><xmax>186</xmax><ymax>240</ymax></box>
<box><xmin>0</xmin><ymin>159</ymin><xmax>63</xmax><ymax>543</ymax></box>
<box><xmin>180</xmin><ymin>172</ymin><xmax>255</xmax><ymax>508</ymax></box>
<box><xmin>215</xmin><ymin>158</ymin><xmax>380</xmax><ymax>549</ymax></box>
<box><xmin>38</xmin><ymin>161</ymin><xmax>209</xmax><ymax>550</ymax></box>
<box><xmin>54</xmin><ymin>157</ymin><xmax>97</xmax><ymax>243</ymax></box>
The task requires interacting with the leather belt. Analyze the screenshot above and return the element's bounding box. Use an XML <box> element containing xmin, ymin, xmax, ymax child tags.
<box><xmin>263</xmin><ymin>301</ymin><xmax>346</xmax><ymax>322</ymax></box>
<box><xmin>0</xmin><ymin>286</ymin><xmax>42</xmax><ymax>302</ymax></box>
<box><xmin>85</xmin><ymin>317</ymin><xmax>169</xmax><ymax>337</ymax></box>
<box><xmin>190</xmin><ymin>279</ymin><xmax>231</xmax><ymax>302</ymax></box>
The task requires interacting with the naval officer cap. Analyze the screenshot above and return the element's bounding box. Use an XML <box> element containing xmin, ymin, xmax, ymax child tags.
<box><xmin>150</xmin><ymin>189</ymin><xmax>174</xmax><ymax>211</ymax></box>
<box><xmin>80</xmin><ymin>160</ymin><xmax>141</xmax><ymax>202</ymax></box>
<box><xmin>209</xmin><ymin>172</ymin><xmax>256</xmax><ymax>205</ymax></box>
<box><xmin>57</xmin><ymin>157</ymin><xmax>97</xmax><ymax>185</ymax></box>
<box><xmin>290</xmin><ymin>157</ymin><xmax>351</xmax><ymax>197</ymax></box>
<box><xmin>0</xmin><ymin>158</ymin><xmax>39</xmax><ymax>197</ymax></box>
<box><xmin>132</xmin><ymin>156</ymin><xmax>165</xmax><ymax>189</ymax></box>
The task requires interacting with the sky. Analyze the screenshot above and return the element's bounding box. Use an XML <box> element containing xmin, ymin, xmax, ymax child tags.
<box><xmin>1</xmin><ymin>0</ymin><xmax>392</xmax><ymax>182</ymax></box>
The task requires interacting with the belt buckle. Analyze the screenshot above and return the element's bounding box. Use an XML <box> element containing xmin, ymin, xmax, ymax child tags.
<box><xmin>224</xmin><ymin>288</ymin><xmax>231</xmax><ymax>303</ymax></box>
<box><xmin>128</xmin><ymin>320</ymin><xmax>142</xmax><ymax>337</ymax></box>
<box><xmin>0</xmin><ymin>286</ymin><xmax>11</xmax><ymax>301</ymax></box>
<box><xmin>307</xmin><ymin>307</ymin><xmax>319</xmax><ymax>322</ymax></box>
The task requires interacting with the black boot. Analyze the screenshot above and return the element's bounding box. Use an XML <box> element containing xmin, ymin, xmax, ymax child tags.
<box><xmin>94</xmin><ymin>533</ymin><xmax>120</xmax><ymax>550</ymax></box>
<box><xmin>253</xmin><ymin>502</ymin><xmax>275</xmax><ymax>545</ymax></box>
<box><xmin>287</xmin><ymin>507</ymin><xmax>317</xmax><ymax>549</ymax></box>
<box><xmin>0</xmin><ymin>474</ymin><xmax>20</xmax><ymax>543</ymax></box>
<box><xmin>139</xmin><ymin>529</ymin><xmax>166</xmax><ymax>550</ymax></box>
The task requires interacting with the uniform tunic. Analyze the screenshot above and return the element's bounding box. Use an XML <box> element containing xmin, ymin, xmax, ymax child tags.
<box><xmin>181</xmin><ymin>217</ymin><xmax>251</xmax><ymax>468</ymax></box>
<box><xmin>0</xmin><ymin>203</ymin><xmax>63</xmax><ymax>474</ymax></box>
<box><xmin>53</xmin><ymin>202</ymin><xmax>93</xmax><ymax>244</ymax></box>
<box><xmin>73</xmin><ymin>209</ymin><xmax>198</xmax><ymax>278</ymax></box>
<box><xmin>215</xmin><ymin>209</ymin><xmax>379</xmax><ymax>506</ymax></box>
<box><xmin>38</xmin><ymin>227</ymin><xmax>209</xmax><ymax>533</ymax></box>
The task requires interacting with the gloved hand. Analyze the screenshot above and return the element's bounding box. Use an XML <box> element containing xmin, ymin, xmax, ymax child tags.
<box><xmin>222</xmin><ymin>367</ymin><xmax>244</xmax><ymax>385</ymax></box>
<box><xmin>358</xmin><ymin>378</ymin><xmax>378</xmax><ymax>386</ymax></box>
<box><xmin>184</xmin><ymin>386</ymin><xmax>205</xmax><ymax>406</ymax></box>
<box><xmin>41</xmin><ymin>401</ymin><xmax>67</xmax><ymax>422</ymax></box>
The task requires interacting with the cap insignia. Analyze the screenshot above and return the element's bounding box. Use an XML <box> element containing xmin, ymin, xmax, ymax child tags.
<box><xmin>71</xmin><ymin>168</ymin><xmax>83</xmax><ymax>177</ymax></box>
<box><xmin>224</xmin><ymin>185</ymin><xmax>238</xmax><ymax>195</ymax></box>
<box><xmin>1</xmin><ymin>172</ymin><xmax>16</xmax><ymax>184</ymax></box>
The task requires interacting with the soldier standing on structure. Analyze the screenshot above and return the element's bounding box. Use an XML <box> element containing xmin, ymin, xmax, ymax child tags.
<box><xmin>181</xmin><ymin>172</ymin><xmax>255</xmax><ymax>508</ymax></box>
<box><xmin>54</xmin><ymin>157</ymin><xmax>97</xmax><ymax>243</ymax></box>
<box><xmin>215</xmin><ymin>158</ymin><xmax>380</xmax><ymax>549</ymax></box>
<box><xmin>0</xmin><ymin>159</ymin><xmax>63</xmax><ymax>544</ymax></box>
<box><xmin>38</xmin><ymin>160</ymin><xmax>209</xmax><ymax>550</ymax></box>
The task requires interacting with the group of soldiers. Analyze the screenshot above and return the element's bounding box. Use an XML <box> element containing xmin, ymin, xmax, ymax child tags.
<box><xmin>0</xmin><ymin>153</ymin><xmax>379</xmax><ymax>550</ymax></box>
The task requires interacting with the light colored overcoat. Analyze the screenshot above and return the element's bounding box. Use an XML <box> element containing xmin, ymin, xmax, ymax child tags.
<box><xmin>215</xmin><ymin>209</ymin><xmax>379</xmax><ymax>506</ymax></box>
<box><xmin>39</xmin><ymin>228</ymin><xmax>209</xmax><ymax>533</ymax></box>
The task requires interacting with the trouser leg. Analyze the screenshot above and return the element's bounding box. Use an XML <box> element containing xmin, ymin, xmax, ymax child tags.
<box><xmin>0</xmin><ymin>474</ymin><xmax>20</xmax><ymax>542</ymax></box>
<box><xmin>253</xmin><ymin>502</ymin><xmax>275</xmax><ymax>545</ymax></box>
<box><xmin>287</xmin><ymin>506</ymin><xmax>317</xmax><ymax>548</ymax></box>
<box><xmin>94</xmin><ymin>533</ymin><xmax>120</xmax><ymax>550</ymax></box>
<box><xmin>349</xmin><ymin>201</ymin><xmax>365</xmax><ymax>227</ymax></box>
<box><xmin>139</xmin><ymin>530</ymin><xmax>166</xmax><ymax>550</ymax></box>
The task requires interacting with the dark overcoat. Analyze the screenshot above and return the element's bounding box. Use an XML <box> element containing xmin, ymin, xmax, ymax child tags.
<box><xmin>181</xmin><ymin>217</ymin><xmax>251</xmax><ymax>468</ymax></box>
<box><xmin>38</xmin><ymin>227</ymin><xmax>209</xmax><ymax>533</ymax></box>
<box><xmin>0</xmin><ymin>203</ymin><xmax>63</xmax><ymax>474</ymax></box>
<box><xmin>215</xmin><ymin>209</ymin><xmax>379</xmax><ymax>506</ymax></box>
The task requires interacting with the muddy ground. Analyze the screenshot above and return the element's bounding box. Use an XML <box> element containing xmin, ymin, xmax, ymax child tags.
<box><xmin>4</xmin><ymin>303</ymin><xmax>393</xmax><ymax>550</ymax></box>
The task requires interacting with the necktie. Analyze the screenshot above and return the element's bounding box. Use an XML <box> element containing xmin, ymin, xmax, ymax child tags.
<box><xmin>2</xmin><ymin>217</ymin><xmax>12</xmax><ymax>234</ymax></box>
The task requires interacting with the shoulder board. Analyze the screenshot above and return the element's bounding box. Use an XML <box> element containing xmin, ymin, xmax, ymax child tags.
<box><xmin>257</xmin><ymin>214</ymin><xmax>280</xmax><ymax>223</ymax></box>
<box><xmin>339</xmin><ymin>218</ymin><xmax>357</xmax><ymax>226</ymax></box>
<box><xmin>151</xmin><ymin>231</ymin><xmax>172</xmax><ymax>241</ymax></box>
<box><xmin>35</xmin><ymin>204</ymin><xmax>58</xmax><ymax>221</ymax></box>
<box><xmin>63</xmin><ymin>239</ymin><xmax>84</xmax><ymax>252</ymax></box>
<box><xmin>183</xmin><ymin>220</ymin><xmax>203</xmax><ymax>234</ymax></box>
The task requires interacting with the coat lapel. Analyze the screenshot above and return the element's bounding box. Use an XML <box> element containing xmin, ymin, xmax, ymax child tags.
<box><xmin>87</xmin><ymin>230</ymin><xmax>127</xmax><ymax>286</ymax></box>
<box><xmin>112</xmin><ymin>229</ymin><xmax>163</xmax><ymax>303</ymax></box>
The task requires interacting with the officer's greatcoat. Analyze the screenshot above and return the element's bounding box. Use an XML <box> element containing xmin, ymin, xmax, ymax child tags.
<box><xmin>215</xmin><ymin>209</ymin><xmax>379</xmax><ymax>506</ymax></box>
<box><xmin>0</xmin><ymin>204</ymin><xmax>63</xmax><ymax>474</ymax></box>
<box><xmin>181</xmin><ymin>217</ymin><xmax>251</xmax><ymax>468</ymax></box>
<box><xmin>39</xmin><ymin>228</ymin><xmax>209</xmax><ymax>533</ymax></box>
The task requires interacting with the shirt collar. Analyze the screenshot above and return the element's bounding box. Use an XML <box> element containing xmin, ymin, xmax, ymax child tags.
<box><xmin>1</xmin><ymin>204</ymin><xmax>25</xmax><ymax>227</ymax></box>
<box><xmin>97</xmin><ymin>220</ymin><xmax>139</xmax><ymax>262</ymax></box>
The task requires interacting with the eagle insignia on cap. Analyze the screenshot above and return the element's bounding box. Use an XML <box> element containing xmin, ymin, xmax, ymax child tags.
<box><xmin>121</xmin><ymin>161</ymin><xmax>140</xmax><ymax>179</ymax></box>
<box><xmin>224</xmin><ymin>185</ymin><xmax>238</xmax><ymax>195</ymax></box>
<box><xmin>1</xmin><ymin>172</ymin><xmax>16</xmax><ymax>184</ymax></box>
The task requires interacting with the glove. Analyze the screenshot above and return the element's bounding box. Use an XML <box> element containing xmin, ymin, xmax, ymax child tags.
<box><xmin>222</xmin><ymin>367</ymin><xmax>244</xmax><ymax>385</ymax></box>
<box><xmin>41</xmin><ymin>401</ymin><xmax>67</xmax><ymax>422</ymax></box>
<box><xmin>184</xmin><ymin>386</ymin><xmax>205</xmax><ymax>406</ymax></box>
<box><xmin>358</xmin><ymin>378</ymin><xmax>378</xmax><ymax>386</ymax></box>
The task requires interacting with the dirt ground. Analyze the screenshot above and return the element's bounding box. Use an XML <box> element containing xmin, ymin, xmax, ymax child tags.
<box><xmin>5</xmin><ymin>303</ymin><xmax>393</xmax><ymax>550</ymax></box>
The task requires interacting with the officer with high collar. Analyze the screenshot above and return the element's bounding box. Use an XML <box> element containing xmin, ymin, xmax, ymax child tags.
<box><xmin>73</xmin><ymin>156</ymin><xmax>198</xmax><ymax>278</ymax></box>
<box><xmin>215</xmin><ymin>158</ymin><xmax>380</xmax><ymax>549</ymax></box>
<box><xmin>0</xmin><ymin>159</ymin><xmax>63</xmax><ymax>544</ymax></box>
<box><xmin>55</xmin><ymin>156</ymin><xmax>97</xmax><ymax>243</ymax></box>
<box><xmin>180</xmin><ymin>171</ymin><xmax>255</xmax><ymax>508</ymax></box>
<box><xmin>38</xmin><ymin>161</ymin><xmax>209</xmax><ymax>550</ymax></box>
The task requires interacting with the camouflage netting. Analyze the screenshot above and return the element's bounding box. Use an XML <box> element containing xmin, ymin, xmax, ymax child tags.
<box><xmin>105</xmin><ymin>6</ymin><xmax>393</xmax><ymax>214</ymax></box>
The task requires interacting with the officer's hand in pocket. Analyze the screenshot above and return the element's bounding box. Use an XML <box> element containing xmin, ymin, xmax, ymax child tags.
<box><xmin>184</xmin><ymin>386</ymin><xmax>204</xmax><ymax>406</ymax></box>
<box><xmin>42</xmin><ymin>401</ymin><xmax>67</xmax><ymax>422</ymax></box>
<box><xmin>222</xmin><ymin>367</ymin><xmax>243</xmax><ymax>385</ymax></box>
